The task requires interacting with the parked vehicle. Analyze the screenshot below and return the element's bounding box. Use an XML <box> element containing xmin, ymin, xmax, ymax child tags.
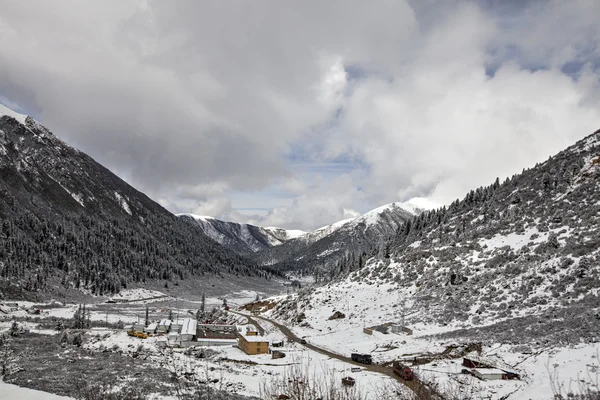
<box><xmin>393</xmin><ymin>361</ymin><xmax>414</xmax><ymax>380</ymax></box>
<box><xmin>351</xmin><ymin>353</ymin><xmax>372</xmax><ymax>364</ymax></box>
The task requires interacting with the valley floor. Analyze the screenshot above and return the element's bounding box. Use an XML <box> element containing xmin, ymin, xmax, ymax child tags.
<box><xmin>259</xmin><ymin>280</ymin><xmax>600</xmax><ymax>400</ymax></box>
<box><xmin>1</xmin><ymin>282</ymin><xmax>598</xmax><ymax>400</ymax></box>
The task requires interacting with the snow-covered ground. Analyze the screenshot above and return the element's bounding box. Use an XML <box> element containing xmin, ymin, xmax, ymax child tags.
<box><xmin>263</xmin><ymin>278</ymin><xmax>600</xmax><ymax>400</ymax></box>
<box><xmin>82</xmin><ymin>325</ymin><xmax>411</xmax><ymax>399</ymax></box>
<box><xmin>110</xmin><ymin>288</ymin><xmax>168</xmax><ymax>301</ymax></box>
<box><xmin>0</xmin><ymin>379</ymin><xmax>74</xmax><ymax>400</ymax></box>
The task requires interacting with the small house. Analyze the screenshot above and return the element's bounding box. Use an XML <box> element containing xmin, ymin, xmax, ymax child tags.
<box><xmin>471</xmin><ymin>368</ymin><xmax>507</xmax><ymax>381</ymax></box>
<box><xmin>238</xmin><ymin>334</ymin><xmax>269</xmax><ymax>355</ymax></box>
<box><xmin>133</xmin><ymin>323</ymin><xmax>145</xmax><ymax>333</ymax></box>
<box><xmin>181</xmin><ymin>318</ymin><xmax>197</xmax><ymax>342</ymax></box>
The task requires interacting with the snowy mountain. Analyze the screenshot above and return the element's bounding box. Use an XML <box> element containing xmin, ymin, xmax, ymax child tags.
<box><xmin>178</xmin><ymin>213</ymin><xmax>306</xmax><ymax>254</ymax></box>
<box><xmin>271</xmin><ymin>128</ymin><xmax>600</xmax><ymax>346</ymax></box>
<box><xmin>250</xmin><ymin>200</ymin><xmax>422</xmax><ymax>275</ymax></box>
<box><xmin>0</xmin><ymin>105</ymin><xmax>273</xmax><ymax>298</ymax></box>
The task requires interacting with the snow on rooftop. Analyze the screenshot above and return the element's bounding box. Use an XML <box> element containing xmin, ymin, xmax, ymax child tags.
<box><xmin>181</xmin><ymin>318</ymin><xmax>197</xmax><ymax>335</ymax></box>
<box><xmin>0</xmin><ymin>103</ymin><xmax>28</xmax><ymax>125</ymax></box>
<box><xmin>239</xmin><ymin>334</ymin><xmax>270</xmax><ymax>343</ymax></box>
<box><xmin>471</xmin><ymin>368</ymin><xmax>507</xmax><ymax>375</ymax></box>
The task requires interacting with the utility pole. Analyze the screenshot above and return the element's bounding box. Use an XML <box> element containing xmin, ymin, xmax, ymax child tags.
<box><xmin>145</xmin><ymin>306</ymin><xmax>149</xmax><ymax>327</ymax></box>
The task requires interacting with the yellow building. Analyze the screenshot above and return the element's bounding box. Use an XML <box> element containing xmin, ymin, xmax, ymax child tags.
<box><xmin>238</xmin><ymin>333</ymin><xmax>269</xmax><ymax>355</ymax></box>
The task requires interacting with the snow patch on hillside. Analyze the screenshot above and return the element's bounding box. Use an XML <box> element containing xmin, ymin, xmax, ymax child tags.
<box><xmin>114</xmin><ymin>192</ymin><xmax>132</xmax><ymax>215</ymax></box>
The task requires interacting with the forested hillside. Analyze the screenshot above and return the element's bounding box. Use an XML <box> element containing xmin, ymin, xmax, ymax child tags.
<box><xmin>0</xmin><ymin>110</ymin><xmax>278</xmax><ymax>297</ymax></box>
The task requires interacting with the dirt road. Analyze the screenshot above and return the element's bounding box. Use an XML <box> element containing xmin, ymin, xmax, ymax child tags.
<box><xmin>231</xmin><ymin>310</ymin><xmax>438</xmax><ymax>399</ymax></box>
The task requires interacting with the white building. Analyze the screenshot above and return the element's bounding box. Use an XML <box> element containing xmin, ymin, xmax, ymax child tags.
<box><xmin>471</xmin><ymin>368</ymin><xmax>506</xmax><ymax>381</ymax></box>
<box><xmin>171</xmin><ymin>320</ymin><xmax>183</xmax><ymax>334</ymax></box>
<box><xmin>181</xmin><ymin>318</ymin><xmax>197</xmax><ymax>342</ymax></box>
<box><xmin>157</xmin><ymin>319</ymin><xmax>172</xmax><ymax>334</ymax></box>
<box><xmin>144</xmin><ymin>323</ymin><xmax>157</xmax><ymax>334</ymax></box>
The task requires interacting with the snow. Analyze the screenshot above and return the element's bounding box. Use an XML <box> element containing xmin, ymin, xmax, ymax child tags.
<box><xmin>110</xmin><ymin>288</ymin><xmax>166</xmax><ymax>301</ymax></box>
<box><xmin>0</xmin><ymin>103</ymin><xmax>28</xmax><ymax>125</ymax></box>
<box><xmin>178</xmin><ymin>213</ymin><xmax>214</xmax><ymax>222</ymax></box>
<box><xmin>262</xmin><ymin>271</ymin><xmax>600</xmax><ymax>400</ymax></box>
<box><xmin>114</xmin><ymin>191</ymin><xmax>132</xmax><ymax>215</ymax></box>
<box><xmin>263</xmin><ymin>226</ymin><xmax>307</xmax><ymax>240</ymax></box>
<box><xmin>0</xmin><ymin>380</ymin><xmax>73</xmax><ymax>400</ymax></box>
<box><xmin>399</xmin><ymin>196</ymin><xmax>440</xmax><ymax>213</ymax></box>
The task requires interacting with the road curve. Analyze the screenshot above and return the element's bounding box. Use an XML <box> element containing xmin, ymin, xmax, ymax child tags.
<box><xmin>231</xmin><ymin>310</ymin><xmax>437</xmax><ymax>399</ymax></box>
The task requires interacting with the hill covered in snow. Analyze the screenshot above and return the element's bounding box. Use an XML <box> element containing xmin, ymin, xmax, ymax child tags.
<box><xmin>178</xmin><ymin>213</ymin><xmax>307</xmax><ymax>254</ymax></box>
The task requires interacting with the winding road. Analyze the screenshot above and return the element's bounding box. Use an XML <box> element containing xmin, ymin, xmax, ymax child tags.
<box><xmin>229</xmin><ymin>310</ymin><xmax>437</xmax><ymax>399</ymax></box>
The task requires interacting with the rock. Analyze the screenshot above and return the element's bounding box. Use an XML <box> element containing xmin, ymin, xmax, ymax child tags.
<box><xmin>296</xmin><ymin>312</ymin><xmax>306</xmax><ymax>323</ymax></box>
<box><xmin>328</xmin><ymin>311</ymin><xmax>346</xmax><ymax>320</ymax></box>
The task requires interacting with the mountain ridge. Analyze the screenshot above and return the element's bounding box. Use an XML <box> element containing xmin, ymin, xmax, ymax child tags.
<box><xmin>0</xmin><ymin>106</ymin><xmax>277</xmax><ymax>299</ymax></box>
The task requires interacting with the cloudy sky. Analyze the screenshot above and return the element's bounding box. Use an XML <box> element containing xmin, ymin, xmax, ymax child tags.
<box><xmin>1</xmin><ymin>0</ymin><xmax>599</xmax><ymax>230</ymax></box>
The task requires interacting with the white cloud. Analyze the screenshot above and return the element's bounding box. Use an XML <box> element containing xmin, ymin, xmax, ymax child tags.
<box><xmin>0</xmin><ymin>0</ymin><xmax>599</xmax><ymax>230</ymax></box>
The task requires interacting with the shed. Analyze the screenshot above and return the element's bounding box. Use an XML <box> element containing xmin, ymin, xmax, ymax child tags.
<box><xmin>181</xmin><ymin>318</ymin><xmax>197</xmax><ymax>342</ymax></box>
<box><xmin>133</xmin><ymin>323</ymin><xmax>145</xmax><ymax>333</ymax></box>
<box><xmin>471</xmin><ymin>368</ymin><xmax>506</xmax><ymax>381</ymax></box>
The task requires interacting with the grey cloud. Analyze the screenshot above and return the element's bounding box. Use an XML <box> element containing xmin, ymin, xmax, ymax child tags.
<box><xmin>1</xmin><ymin>0</ymin><xmax>599</xmax><ymax>230</ymax></box>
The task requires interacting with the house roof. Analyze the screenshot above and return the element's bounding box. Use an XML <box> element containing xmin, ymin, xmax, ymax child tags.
<box><xmin>181</xmin><ymin>318</ymin><xmax>197</xmax><ymax>335</ymax></box>
<box><xmin>239</xmin><ymin>335</ymin><xmax>269</xmax><ymax>343</ymax></box>
<box><xmin>472</xmin><ymin>368</ymin><xmax>506</xmax><ymax>375</ymax></box>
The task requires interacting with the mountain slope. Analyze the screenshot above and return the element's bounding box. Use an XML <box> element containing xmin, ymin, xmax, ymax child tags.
<box><xmin>0</xmin><ymin>106</ymin><xmax>274</xmax><ymax>297</ymax></box>
<box><xmin>177</xmin><ymin>214</ymin><xmax>306</xmax><ymax>254</ymax></box>
<box><xmin>271</xmin><ymin>128</ymin><xmax>600</xmax><ymax>347</ymax></box>
<box><xmin>250</xmin><ymin>201</ymin><xmax>420</xmax><ymax>277</ymax></box>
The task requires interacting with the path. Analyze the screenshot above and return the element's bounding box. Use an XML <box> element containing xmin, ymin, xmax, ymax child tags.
<box><xmin>228</xmin><ymin>310</ymin><xmax>265</xmax><ymax>335</ymax></box>
<box><xmin>231</xmin><ymin>310</ymin><xmax>438</xmax><ymax>399</ymax></box>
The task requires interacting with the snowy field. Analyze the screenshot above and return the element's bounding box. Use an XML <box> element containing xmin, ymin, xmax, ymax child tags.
<box><xmin>263</xmin><ymin>279</ymin><xmax>600</xmax><ymax>400</ymax></box>
<box><xmin>0</xmin><ymin>379</ymin><xmax>74</xmax><ymax>400</ymax></box>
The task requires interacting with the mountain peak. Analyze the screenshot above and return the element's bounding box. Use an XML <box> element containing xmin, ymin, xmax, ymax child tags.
<box><xmin>0</xmin><ymin>103</ymin><xmax>29</xmax><ymax>125</ymax></box>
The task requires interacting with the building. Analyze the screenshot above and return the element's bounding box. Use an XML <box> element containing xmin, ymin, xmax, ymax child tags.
<box><xmin>132</xmin><ymin>323</ymin><xmax>145</xmax><ymax>333</ymax></box>
<box><xmin>196</xmin><ymin>324</ymin><xmax>237</xmax><ymax>339</ymax></box>
<box><xmin>181</xmin><ymin>318</ymin><xmax>197</xmax><ymax>342</ymax></box>
<box><xmin>238</xmin><ymin>334</ymin><xmax>269</xmax><ymax>355</ymax></box>
<box><xmin>157</xmin><ymin>319</ymin><xmax>172</xmax><ymax>334</ymax></box>
<box><xmin>144</xmin><ymin>323</ymin><xmax>157</xmax><ymax>334</ymax></box>
<box><xmin>471</xmin><ymin>368</ymin><xmax>507</xmax><ymax>381</ymax></box>
<box><xmin>389</xmin><ymin>324</ymin><xmax>413</xmax><ymax>335</ymax></box>
<box><xmin>171</xmin><ymin>320</ymin><xmax>183</xmax><ymax>334</ymax></box>
<box><xmin>462</xmin><ymin>356</ymin><xmax>493</xmax><ymax>369</ymax></box>
<box><xmin>246</xmin><ymin>326</ymin><xmax>258</xmax><ymax>336</ymax></box>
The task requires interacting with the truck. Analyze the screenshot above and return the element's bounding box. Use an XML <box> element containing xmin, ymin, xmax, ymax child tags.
<box><xmin>393</xmin><ymin>361</ymin><xmax>414</xmax><ymax>380</ymax></box>
<box><xmin>351</xmin><ymin>353</ymin><xmax>372</xmax><ymax>365</ymax></box>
